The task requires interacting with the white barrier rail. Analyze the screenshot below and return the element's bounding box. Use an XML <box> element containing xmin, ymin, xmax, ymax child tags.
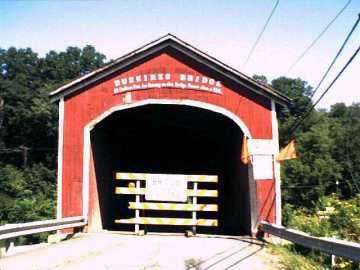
<box><xmin>0</xmin><ymin>216</ymin><xmax>86</xmax><ymax>241</ymax></box>
<box><xmin>261</xmin><ymin>221</ymin><xmax>360</xmax><ymax>262</ymax></box>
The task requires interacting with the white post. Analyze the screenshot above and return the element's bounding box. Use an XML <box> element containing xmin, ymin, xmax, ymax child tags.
<box><xmin>192</xmin><ymin>182</ymin><xmax>198</xmax><ymax>235</ymax></box>
<box><xmin>57</xmin><ymin>97</ymin><xmax>64</xmax><ymax>220</ymax></box>
<box><xmin>82</xmin><ymin>126</ymin><xmax>90</xmax><ymax>224</ymax></box>
<box><xmin>5</xmin><ymin>238</ymin><xmax>15</xmax><ymax>256</ymax></box>
<box><xmin>331</xmin><ymin>236</ymin><xmax>336</xmax><ymax>269</ymax></box>
<box><xmin>331</xmin><ymin>254</ymin><xmax>336</xmax><ymax>269</ymax></box>
<box><xmin>135</xmin><ymin>180</ymin><xmax>140</xmax><ymax>234</ymax></box>
<box><xmin>271</xmin><ymin>100</ymin><xmax>282</xmax><ymax>226</ymax></box>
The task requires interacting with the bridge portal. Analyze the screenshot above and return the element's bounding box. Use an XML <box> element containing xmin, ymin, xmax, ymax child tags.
<box><xmin>49</xmin><ymin>34</ymin><xmax>289</xmax><ymax>235</ymax></box>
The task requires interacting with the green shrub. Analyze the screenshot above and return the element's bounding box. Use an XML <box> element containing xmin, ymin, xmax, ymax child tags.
<box><xmin>284</xmin><ymin>194</ymin><xmax>360</xmax><ymax>269</ymax></box>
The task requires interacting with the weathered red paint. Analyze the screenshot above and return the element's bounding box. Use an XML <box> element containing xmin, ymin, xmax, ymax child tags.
<box><xmin>60</xmin><ymin>52</ymin><xmax>276</xmax><ymax>229</ymax></box>
<box><xmin>256</xmin><ymin>179</ymin><xmax>276</xmax><ymax>223</ymax></box>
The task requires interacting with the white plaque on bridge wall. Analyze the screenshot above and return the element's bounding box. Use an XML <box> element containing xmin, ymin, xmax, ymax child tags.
<box><xmin>248</xmin><ymin>139</ymin><xmax>275</xmax><ymax>155</ymax></box>
<box><xmin>145</xmin><ymin>174</ymin><xmax>188</xmax><ymax>202</ymax></box>
<box><xmin>252</xmin><ymin>155</ymin><xmax>274</xmax><ymax>180</ymax></box>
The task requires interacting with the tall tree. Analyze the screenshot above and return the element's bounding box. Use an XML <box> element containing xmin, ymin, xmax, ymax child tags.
<box><xmin>271</xmin><ymin>76</ymin><xmax>315</xmax><ymax>145</ymax></box>
<box><xmin>270</xmin><ymin>77</ymin><xmax>343</xmax><ymax>208</ymax></box>
<box><xmin>329</xmin><ymin>103</ymin><xmax>360</xmax><ymax>197</ymax></box>
<box><xmin>0</xmin><ymin>45</ymin><xmax>106</xmax><ymax>229</ymax></box>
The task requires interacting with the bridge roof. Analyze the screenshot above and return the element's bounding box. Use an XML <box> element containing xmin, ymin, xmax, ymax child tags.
<box><xmin>49</xmin><ymin>33</ymin><xmax>290</xmax><ymax>106</ymax></box>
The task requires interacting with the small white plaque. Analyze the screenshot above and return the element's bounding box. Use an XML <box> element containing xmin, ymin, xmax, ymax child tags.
<box><xmin>252</xmin><ymin>155</ymin><xmax>274</xmax><ymax>180</ymax></box>
<box><xmin>145</xmin><ymin>174</ymin><xmax>187</xmax><ymax>202</ymax></box>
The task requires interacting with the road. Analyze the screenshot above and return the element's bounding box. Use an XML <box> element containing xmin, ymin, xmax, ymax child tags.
<box><xmin>0</xmin><ymin>233</ymin><xmax>282</xmax><ymax>270</ymax></box>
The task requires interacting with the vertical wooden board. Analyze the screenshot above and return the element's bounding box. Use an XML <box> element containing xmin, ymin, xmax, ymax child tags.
<box><xmin>256</xmin><ymin>179</ymin><xmax>276</xmax><ymax>224</ymax></box>
<box><xmin>69</xmin><ymin>180</ymin><xmax>83</xmax><ymax>216</ymax></box>
<box><xmin>62</xmin><ymin>98</ymin><xmax>85</xmax><ymax>218</ymax></box>
<box><xmin>88</xmin><ymin>148</ymin><xmax>102</xmax><ymax>232</ymax></box>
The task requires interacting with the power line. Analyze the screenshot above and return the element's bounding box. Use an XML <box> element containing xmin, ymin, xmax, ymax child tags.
<box><xmin>243</xmin><ymin>0</ymin><xmax>280</xmax><ymax>67</ymax></box>
<box><xmin>0</xmin><ymin>148</ymin><xmax>22</xmax><ymax>153</ymax></box>
<box><xmin>309</xmin><ymin>13</ymin><xmax>360</xmax><ymax>100</ymax></box>
<box><xmin>283</xmin><ymin>182</ymin><xmax>359</xmax><ymax>190</ymax></box>
<box><xmin>284</xmin><ymin>14</ymin><xmax>360</xmax><ymax>143</ymax></box>
<box><xmin>286</xmin><ymin>44</ymin><xmax>360</xmax><ymax>141</ymax></box>
<box><xmin>285</xmin><ymin>0</ymin><xmax>352</xmax><ymax>75</ymax></box>
<box><xmin>282</xmin><ymin>179</ymin><xmax>357</xmax><ymax>189</ymax></box>
<box><xmin>0</xmin><ymin>147</ymin><xmax>56</xmax><ymax>153</ymax></box>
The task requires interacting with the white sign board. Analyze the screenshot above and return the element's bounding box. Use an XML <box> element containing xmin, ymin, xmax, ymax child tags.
<box><xmin>248</xmin><ymin>139</ymin><xmax>275</xmax><ymax>155</ymax></box>
<box><xmin>145</xmin><ymin>174</ymin><xmax>188</xmax><ymax>202</ymax></box>
<box><xmin>252</xmin><ymin>155</ymin><xmax>274</xmax><ymax>180</ymax></box>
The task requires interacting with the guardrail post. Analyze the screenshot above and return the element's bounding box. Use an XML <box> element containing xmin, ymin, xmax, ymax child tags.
<box><xmin>331</xmin><ymin>254</ymin><xmax>336</xmax><ymax>269</ymax></box>
<box><xmin>5</xmin><ymin>238</ymin><xmax>15</xmax><ymax>256</ymax></box>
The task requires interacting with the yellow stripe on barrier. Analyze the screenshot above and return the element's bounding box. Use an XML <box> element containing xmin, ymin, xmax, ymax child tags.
<box><xmin>115</xmin><ymin>187</ymin><xmax>145</xmax><ymax>195</ymax></box>
<box><xmin>115</xmin><ymin>172</ymin><xmax>218</xmax><ymax>183</ymax></box>
<box><xmin>115</xmin><ymin>172</ymin><xmax>147</xmax><ymax>180</ymax></box>
<box><xmin>115</xmin><ymin>188</ymin><xmax>217</xmax><ymax>197</ymax></box>
<box><xmin>188</xmin><ymin>189</ymin><xmax>218</xmax><ymax>197</ymax></box>
<box><xmin>185</xmin><ymin>175</ymin><xmax>218</xmax><ymax>183</ymax></box>
<box><xmin>128</xmin><ymin>202</ymin><xmax>218</xmax><ymax>212</ymax></box>
<box><xmin>115</xmin><ymin>218</ymin><xmax>218</xmax><ymax>227</ymax></box>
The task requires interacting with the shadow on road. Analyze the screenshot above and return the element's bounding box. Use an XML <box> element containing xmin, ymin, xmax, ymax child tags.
<box><xmin>185</xmin><ymin>236</ymin><xmax>265</xmax><ymax>270</ymax></box>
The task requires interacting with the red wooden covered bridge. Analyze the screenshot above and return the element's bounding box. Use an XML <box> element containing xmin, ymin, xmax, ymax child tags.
<box><xmin>50</xmin><ymin>34</ymin><xmax>290</xmax><ymax>236</ymax></box>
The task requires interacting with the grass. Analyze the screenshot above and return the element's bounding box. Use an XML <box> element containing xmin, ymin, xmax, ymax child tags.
<box><xmin>267</xmin><ymin>243</ymin><xmax>328</xmax><ymax>270</ymax></box>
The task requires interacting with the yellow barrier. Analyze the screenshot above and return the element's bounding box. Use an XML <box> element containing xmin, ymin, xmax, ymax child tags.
<box><xmin>128</xmin><ymin>202</ymin><xmax>218</xmax><ymax>212</ymax></box>
<box><xmin>115</xmin><ymin>187</ymin><xmax>218</xmax><ymax>197</ymax></box>
<box><xmin>116</xmin><ymin>172</ymin><xmax>218</xmax><ymax>183</ymax></box>
<box><xmin>114</xmin><ymin>172</ymin><xmax>218</xmax><ymax>233</ymax></box>
<box><xmin>115</xmin><ymin>217</ymin><xmax>218</xmax><ymax>227</ymax></box>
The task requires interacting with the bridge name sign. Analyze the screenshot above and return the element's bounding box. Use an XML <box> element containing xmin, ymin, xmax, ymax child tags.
<box><xmin>113</xmin><ymin>72</ymin><xmax>223</xmax><ymax>95</ymax></box>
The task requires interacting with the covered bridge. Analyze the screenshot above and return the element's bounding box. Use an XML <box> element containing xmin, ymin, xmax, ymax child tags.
<box><xmin>50</xmin><ymin>34</ymin><xmax>290</xmax><ymax>235</ymax></box>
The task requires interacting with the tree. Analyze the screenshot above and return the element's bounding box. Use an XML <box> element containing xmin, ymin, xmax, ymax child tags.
<box><xmin>329</xmin><ymin>103</ymin><xmax>360</xmax><ymax>197</ymax></box>
<box><xmin>269</xmin><ymin>77</ymin><xmax>345</xmax><ymax>208</ymax></box>
<box><xmin>271</xmin><ymin>76</ymin><xmax>315</xmax><ymax>145</ymax></box>
<box><xmin>281</xmin><ymin>112</ymin><xmax>343</xmax><ymax>208</ymax></box>
<box><xmin>0</xmin><ymin>45</ymin><xmax>106</xmax><ymax>231</ymax></box>
<box><xmin>252</xmin><ymin>74</ymin><xmax>268</xmax><ymax>85</ymax></box>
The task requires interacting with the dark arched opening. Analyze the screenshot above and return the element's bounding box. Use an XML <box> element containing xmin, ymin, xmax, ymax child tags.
<box><xmin>90</xmin><ymin>104</ymin><xmax>251</xmax><ymax>235</ymax></box>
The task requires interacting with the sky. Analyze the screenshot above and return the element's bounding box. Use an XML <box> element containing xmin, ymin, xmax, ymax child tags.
<box><xmin>0</xmin><ymin>0</ymin><xmax>359</xmax><ymax>109</ymax></box>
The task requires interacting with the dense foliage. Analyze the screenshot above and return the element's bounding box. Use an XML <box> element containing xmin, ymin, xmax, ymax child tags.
<box><xmin>285</xmin><ymin>195</ymin><xmax>360</xmax><ymax>268</ymax></box>
<box><xmin>262</xmin><ymin>76</ymin><xmax>360</xmax><ymax>269</ymax></box>
<box><xmin>267</xmin><ymin>77</ymin><xmax>360</xmax><ymax>210</ymax></box>
<box><xmin>0</xmin><ymin>46</ymin><xmax>106</xmax><ymax>231</ymax></box>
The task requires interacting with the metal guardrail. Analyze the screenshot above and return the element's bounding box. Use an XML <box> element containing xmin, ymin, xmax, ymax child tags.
<box><xmin>261</xmin><ymin>221</ymin><xmax>360</xmax><ymax>261</ymax></box>
<box><xmin>0</xmin><ymin>216</ymin><xmax>86</xmax><ymax>241</ymax></box>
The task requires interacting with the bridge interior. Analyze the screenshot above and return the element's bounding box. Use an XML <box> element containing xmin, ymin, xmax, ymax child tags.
<box><xmin>90</xmin><ymin>104</ymin><xmax>251</xmax><ymax>235</ymax></box>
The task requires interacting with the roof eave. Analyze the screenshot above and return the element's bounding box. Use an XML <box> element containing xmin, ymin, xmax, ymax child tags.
<box><xmin>50</xmin><ymin>34</ymin><xmax>290</xmax><ymax>106</ymax></box>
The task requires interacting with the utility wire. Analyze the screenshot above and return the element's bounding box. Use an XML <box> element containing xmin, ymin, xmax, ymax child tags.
<box><xmin>283</xmin><ymin>14</ymin><xmax>360</xmax><ymax>144</ymax></box>
<box><xmin>282</xmin><ymin>181</ymin><xmax>359</xmax><ymax>189</ymax></box>
<box><xmin>0</xmin><ymin>147</ymin><xmax>56</xmax><ymax>152</ymax></box>
<box><xmin>285</xmin><ymin>13</ymin><xmax>360</xmax><ymax>140</ymax></box>
<box><xmin>243</xmin><ymin>0</ymin><xmax>280</xmax><ymax>67</ymax></box>
<box><xmin>285</xmin><ymin>0</ymin><xmax>352</xmax><ymax>75</ymax></box>
<box><xmin>309</xmin><ymin>13</ymin><xmax>360</xmax><ymax>100</ymax></box>
<box><xmin>286</xmin><ymin>44</ymin><xmax>360</xmax><ymax>141</ymax></box>
<box><xmin>282</xmin><ymin>179</ymin><xmax>353</xmax><ymax>189</ymax></box>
